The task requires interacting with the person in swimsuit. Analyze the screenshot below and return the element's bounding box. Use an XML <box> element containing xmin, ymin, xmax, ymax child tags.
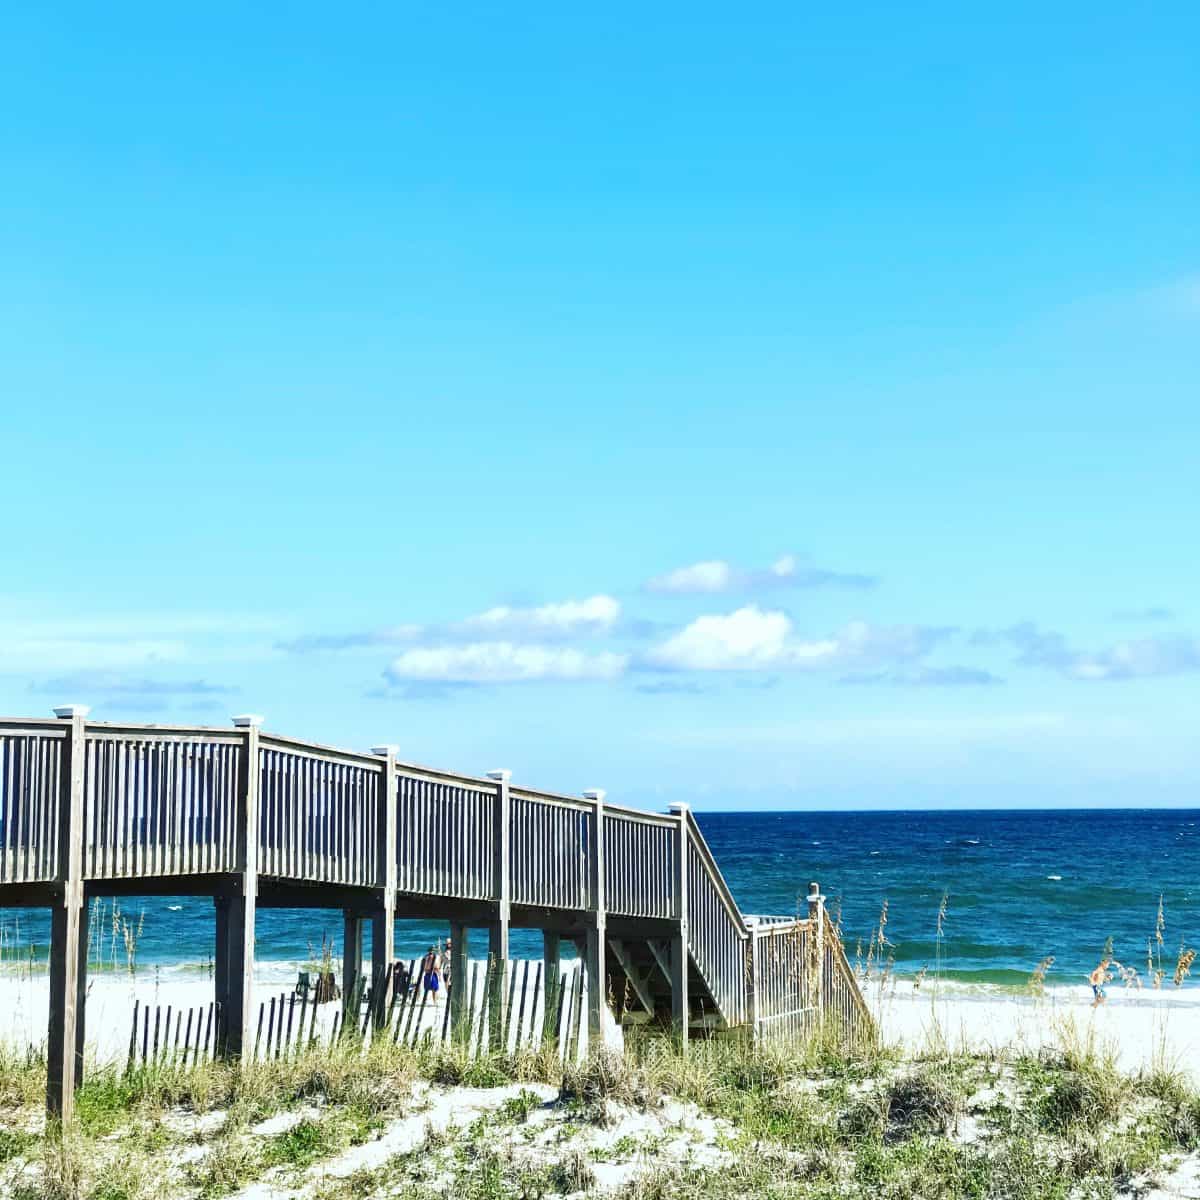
<box><xmin>1089</xmin><ymin>958</ymin><xmax>1111</xmax><ymax>1007</ymax></box>
<box><xmin>421</xmin><ymin>944</ymin><xmax>441</xmax><ymax>1005</ymax></box>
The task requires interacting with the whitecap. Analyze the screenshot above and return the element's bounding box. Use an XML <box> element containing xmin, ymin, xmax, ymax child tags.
<box><xmin>1046</xmin><ymin>875</ymin><xmax>1062</xmax><ymax>881</ymax></box>
<box><xmin>167</xmin><ymin>904</ymin><xmax>182</xmax><ymax>911</ymax></box>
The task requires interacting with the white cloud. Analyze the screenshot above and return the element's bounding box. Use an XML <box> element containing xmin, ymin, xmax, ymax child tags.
<box><xmin>458</xmin><ymin>595</ymin><xmax>620</xmax><ymax>637</ymax></box>
<box><xmin>645</xmin><ymin>607</ymin><xmax>948</xmax><ymax>673</ymax></box>
<box><xmin>647</xmin><ymin>607</ymin><xmax>826</xmax><ymax>670</ymax></box>
<box><xmin>645</xmin><ymin>555</ymin><xmax>875</xmax><ymax>594</ymax></box>
<box><xmin>645</xmin><ymin>561</ymin><xmax>734</xmax><ymax>594</ymax></box>
<box><xmin>385</xmin><ymin>642</ymin><xmax>628</xmax><ymax>684</ymax></box>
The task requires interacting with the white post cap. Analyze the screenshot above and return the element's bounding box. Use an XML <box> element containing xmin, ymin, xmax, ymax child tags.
<box><xmin>582</xmin><ymin>789</ymin><xmax>606</xmax><ymax>803</ymax></box>
<box><xmin>806</xmin><ymin>882</ymin><xmax>825</xmax><ymax>902</ymax></box>
<box><xmin>231</xmin><ymin>714</ymin><xmax>265</xmax><ymax>728</ymax></box>
<box><xmin>52</xmin><ymin>705</ymin><xmax>90</xmax><ymax>719</ymax></box>
<box><xmin>669</xmin><ymin>802</ymin><xmax>690</xmax><ymax>814</ymax></box>
<box><xmin>486</xmin><ymin>769</ymin><xmax>512</xmax><ymax>783</ymax></box>
<box><xmin>370</xmin><ymin>745</ymin><xmax>399</xmax><ymax>758</ymax></box>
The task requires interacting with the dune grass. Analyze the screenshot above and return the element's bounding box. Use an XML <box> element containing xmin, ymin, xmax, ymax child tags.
<box><xmin>1</xmin><ymin>1015</ymin><xmax>1198</xmax><ymax>1199</ymax></box>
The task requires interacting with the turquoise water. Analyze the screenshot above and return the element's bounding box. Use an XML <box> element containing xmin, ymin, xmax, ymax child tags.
<box><xmin>2</xmin><ymin>810</ymin><xmax>1196</xmax><ymax>992</ymax></box>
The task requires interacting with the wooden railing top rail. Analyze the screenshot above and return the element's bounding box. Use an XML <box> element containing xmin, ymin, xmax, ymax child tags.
<box><xmin>604</xmin><ymin>803</ymin><xmax>678</xmax><ymax>828</ymax></box>
<box><xmin>0</xmin><ymin>718</ymin><xmax>69</xmax><ymax>735</ymax></box>
<box><xmin>510</xmin><ymin>786</ymin><xmax>595</xmax><ymax>813</ymax></box>
<box><xmin>682</xmin><ymin>808</ymin><xmax>748</xmax><ymax>938</ymax></box>
<box><xmin>395</xmin><ymin>760</ymin><xmax>498</xmax><ymax>792</ymax></box>
<box><xmin>749</xmin><ymin>915</ymin><xmax>813</xmax><ymax>933</ymax></box>
<box><xmin>86</xmin><ymin>722</ymin><xmax>244</xmax><ymax>744</ymax></box>
<box><xmin>259</xmin><ymin>733</ymin><xmax>382</xmax><ymax>770</ymax></box>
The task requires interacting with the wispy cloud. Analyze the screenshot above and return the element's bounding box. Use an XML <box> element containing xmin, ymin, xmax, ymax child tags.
<box><xmin>975</xmin><ymin>621</ymin><xmax>1200</xmax><ymax>681</ymax></box>
<box><xmin>645</xmin><ymin>554</ymin><xmax>876</xmax><ymax>595</ymax></box>
<box><xmin>454</xmin><ymin>595</ymin><xmax>619</xmax><ymax>638</ymax></box>
<box><xmin>839</xmin><ymin>665</ymin><xmax>1003</xmax><ymax>688</ymax></box>
<box><xmin>28</xmin><ymin>673</ymin><xmax>239</xmax><ymax>698</ymax></box>
<box><xmin>1111</xmin><ymin>607</ymin><xmax>1174</xmax><ymax>623</ymax></box>
<box><xmin>0</xmin><ymin>637</ymin><xmax>190</xmax><ymax>671</ymax></box>
<box><xmin>276</xmin><ymin>625</ymin><xmax>423</xmax><ymax>653</ymax></box>
<box><xmin>634</xmin><ymin>679</ymin><xmax>708</xmax><ymax>695</ymax></box>
<box><xmin>384</xmin><ymin>643</ymin><xmax>628</xmax><ymax>685</ymax></box>
<box><xmin>643</xmin><ymin>606</ymin><xmax>950</xmax><ymax>673</ymax></box>
<box><xmin>280</xmin><ymin>596</ymin><xmax>619</xmax><ymax>654</ymax></box>
<box><xmin>0</xmin><ymin>611</ymin><xmax>278</xmax><ymax>673</ymax></box>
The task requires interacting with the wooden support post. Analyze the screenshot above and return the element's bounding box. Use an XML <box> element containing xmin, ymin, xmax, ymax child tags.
<box><xmin>342</xmin><ymin>911</ymin><xmax>363</xmax><ymax>1022</ymax></box>
<box><xmin>541</xmin><ymin>930</ymin><xmax>561</xmax><ymax>1045</ymax></box>
<box><xmin>370</xmin><ymin>745</ymin><xmax>398</xmax><ymax>1026</ymax></box>
<box><xmin>807</xmin><ymin>881</ymin><xmax>825</xmax><ymax>1022</ymax></box>
<box><xmin>449</xmin><ymin>923</ymin><xmax>469</xmax><ymax>1045</ymax></box>
<box><xmin>47</xmin><ymin>704</ymin><xmax>88</xmax><ymax>1119</ymax></box>
<box><xmin>224</xmin><ymin>713</ymin><xmax>262</xmax><ymax>1058</ymax></box>
<box><xmin>745</xmin><ymin>917</ymin><xmax>760</xmax><ymax>1044</ymax></box>
<box><xmin>486</xmin><ymin>769</ymin><xmax>511</xmax><ymax>1050</ymax></box>
<box><xmin>583</xmin><ymin>788</ymin><xmax>607</xmax><ymax>1049</ymax></box>
<box><xmin>213</xmin><ymin>895</ymin><xmax>230</xmax><ymax>1049</ymax></box>
<box><xmin>669</xmin><ymin>803</ymin><xmax>690</xmax><ymax>1050</ymax></box>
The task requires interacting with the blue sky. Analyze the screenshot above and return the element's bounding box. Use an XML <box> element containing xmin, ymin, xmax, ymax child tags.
<box><xmin>2</xmin><ymin>4</ymin><xmax>1197</xmax><ymax>808</ymax></box>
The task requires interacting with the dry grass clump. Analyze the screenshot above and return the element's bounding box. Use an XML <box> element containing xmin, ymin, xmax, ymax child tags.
<box><xmin>561</xmin><ymin>1048</ymin><xmax>653</xmax><ymax>1109</ymax></box>
<box><xmin>884</xmin><ymin>1067</ymin><xmax>960</xmax><ymax>1137</ymax></box>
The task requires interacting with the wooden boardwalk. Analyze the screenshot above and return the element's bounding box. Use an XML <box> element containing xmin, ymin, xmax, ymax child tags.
<box><xmin>0</xmin><ymin>708</ymin><xmax>869</xmax><ymax>1117</ymax></box>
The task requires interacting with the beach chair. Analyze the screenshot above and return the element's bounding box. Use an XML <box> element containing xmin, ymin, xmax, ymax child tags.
<box><xmin>294</xmin><ymin>970</ymin><xmax>311</xmax><ymax>999</ymax></box>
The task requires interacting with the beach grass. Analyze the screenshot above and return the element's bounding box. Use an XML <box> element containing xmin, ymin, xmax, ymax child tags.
<box><xmin>2</xmin><ymin>1000</ymin><xmax>1199</xmax><ymax>1198</ymax></box>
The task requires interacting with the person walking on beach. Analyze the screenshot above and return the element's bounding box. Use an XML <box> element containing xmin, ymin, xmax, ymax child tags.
<box><xmin>421</xmin><ymin>944</ymin><xmax>441</xmax><ymax>1006</ymax></box>
<box><xmin>1089</xmin><ymin>958</ymin><xmax>1111</xmax><ymax>1007</ymax></box>
<box><xmin>441</xmin><ymin>938</ymin><xmax>452</xmax><ymax>994</ymax></box>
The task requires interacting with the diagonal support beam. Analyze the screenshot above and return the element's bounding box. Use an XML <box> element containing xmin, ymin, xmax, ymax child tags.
<box><xmin>646</xmin><ymin>938</ymin><xmax>674</xmax><ymax>989</ymax></box>
<box><xmin>607</xmin><ymin>939</ymin><xmax>656</xmax><ymax>1015</ymax></box>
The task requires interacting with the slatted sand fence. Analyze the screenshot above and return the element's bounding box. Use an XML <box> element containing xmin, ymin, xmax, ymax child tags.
<box><xmin>127</xmin><ymin>998</ymin><xmax>223</xmax><ymax>1071</ymax></box>
<box><xmin>126</xmin><ymin>960</ymin><xmax>590</xmax><ymax>1073</ymax></box>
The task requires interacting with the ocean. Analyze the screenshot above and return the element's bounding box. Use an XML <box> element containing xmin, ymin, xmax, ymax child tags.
<box><xmin>2</xmin><ymin>809</ymin><xmax>1196</xmax><ymax>994</ymax></box>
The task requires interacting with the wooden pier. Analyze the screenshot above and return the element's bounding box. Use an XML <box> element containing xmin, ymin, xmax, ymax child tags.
<box><xmin>0</xmin><ymin>708</ymin><xmax>869</xmax><ymax>1118</ymax></box>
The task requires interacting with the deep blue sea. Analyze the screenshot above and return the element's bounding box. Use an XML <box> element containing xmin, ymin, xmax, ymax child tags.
<box><xmin>3</xmin><ymin>810</ymin><xmax>1196</xmax><ymax>993</ymax></box>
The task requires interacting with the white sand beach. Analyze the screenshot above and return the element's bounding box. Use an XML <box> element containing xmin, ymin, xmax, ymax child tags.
<box><xmin>874</xmin><ymin>982</ymin><xmax>1200</xmax><ymax>1081</ymax></box>
<box><xmin>0</xmin><ymin>957</ymin><xmax>614</xmax><ymax>1066</ymax></box>
<box><xmin>2</xmin><ymin>962</ymin><xmax>1197</xmax><ymax>1080</ymax></box>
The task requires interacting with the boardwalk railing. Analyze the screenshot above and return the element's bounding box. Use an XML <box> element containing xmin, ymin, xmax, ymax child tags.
<box><xmin>396</xmin><ymin>766</ymin><xmax>497</xmax><ymax>899</ymax></box>
<box><xmin>0</xmin><ymin>722</ymin><xmax>66</xmax><ymax>884</ymax></box>
<box><xmin>603</xmin><ymin>807</ymin><xmax>676</xmax><ymax>919</ymax></box>
<box><xmin>510</xmin><ymin>788</ymin><xmax>592</xmax><ymax>909</ymax></box>
<box><xmin>84</xmin><ymin>727</ymin><xmax>244</xmax><ymax>879</ymax></box>
<box><xmin>3</xmin><ymin>711</ymin><xmax>872</xmax><ymax>1119</ymax></box>
<box><xmin>746</xmin><ymin>897</ymin><xmax>873</xmax><ymax>1044</ymax></box>
<box><xmin>258</xmin><ymin>737</ymin><xmax>381</xmax><ymax>885</ymax></box>
<box><xmin>681</xmin><ymin>808</ymin><xmax>748</xmax><ymax>1027</ymax></box>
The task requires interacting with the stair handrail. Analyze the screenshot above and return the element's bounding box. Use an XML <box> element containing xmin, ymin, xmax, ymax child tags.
<box><xmin>822</xmin><ymin>908</ymin><xmax>873</xmax><ymax>1025</ymax></box>
<box><xmin>679</xmin><ymin>808</ymin><xmax>748</xmax><ymax>939</ymax></box>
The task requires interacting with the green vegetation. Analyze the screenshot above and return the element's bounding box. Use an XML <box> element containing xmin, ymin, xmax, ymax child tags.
<box><xmin>1</xmin><ymin>1024</ymin><xmax>1197</xmax><ymax>1199</ymax></box>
